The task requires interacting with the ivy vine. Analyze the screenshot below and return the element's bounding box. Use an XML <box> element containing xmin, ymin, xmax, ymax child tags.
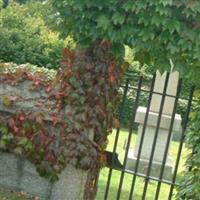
<box><xmin>0</xmin><ymin>43</ymin><xmax>122</xmax><ymax>185</ymax></box>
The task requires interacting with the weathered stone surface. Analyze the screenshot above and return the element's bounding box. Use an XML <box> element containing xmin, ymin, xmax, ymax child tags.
<box><xmin>135</xmin><ymin>106</ymin><xmax>182</xmax><ymax>132</ymax></box>
<box><xmin>126</xmin><ymin>149</ymin><xmax>173</xmax><ymax>181</ymax></box>
<box><xmin>20</xmin><ymin>160</ymin><xmax>52</xmax><ymax>199</ymax></box>
<box><xmin>134</xmin><ymin>125</ymin><xmax>173</xmax><ymax>162</ymax></box>
<box><xmin>0</xmin><ymin>151</ymin><xmax>88</xmax><ymax>200</ymax></box>
<box><xmin>0</xmin><ymin>152</ymin><xmax>21</xmax><ymax>190</ymax></box>
<box><xmin>0</xmin><ymin>81</ymin><xmax>50</xmax><ymax>116</ymax></box>
<box><xmin>51</xmin><ymin>165</ymin><xmax>87</xmax><ymax>200</ymax></box>
<box><xmin>150</xmin><ymin>71</ymin><xmax>179</xmax><ymax>115</ymax></box>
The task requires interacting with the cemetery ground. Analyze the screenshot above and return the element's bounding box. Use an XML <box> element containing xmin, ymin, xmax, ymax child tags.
<box><xmin>0</xmin><ymin>129</ymin><xmax>188</xmax><ymax>200</ymax></box>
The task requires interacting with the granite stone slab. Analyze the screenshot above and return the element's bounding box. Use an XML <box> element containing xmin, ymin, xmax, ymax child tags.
<box><xmin>0</xmin><ymin>152</ymin><xmax>21</xmax><ymax>190</ymax></box>
<box><xmin>0</xmin><ymin>152</ymin><xmax>88</xmax><ymax>200</ymax></box>
<box><xmin>127</xmin><ymin>149</ymin><xmax>173</xmax><ymax>181</ymax></box>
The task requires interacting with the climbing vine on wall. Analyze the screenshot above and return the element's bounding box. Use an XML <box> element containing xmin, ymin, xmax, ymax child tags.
<box><xmin>0</xmin><ymin>43</ymin><xmax>122</xmax><ymax>184</ymax></box>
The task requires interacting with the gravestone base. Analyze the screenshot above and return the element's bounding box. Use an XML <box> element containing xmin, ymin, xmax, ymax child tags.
<box><xmin>126</xmin><ymin>149</ymin><xmax>173</xmax><ymax>181</ymax></box>
<box><xmin>0</xmin><ymin>151</ymin><xmax>88</xmax><ymax>200</ymax></box>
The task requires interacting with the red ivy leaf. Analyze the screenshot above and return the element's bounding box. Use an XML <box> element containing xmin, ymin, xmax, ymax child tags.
<box><xmin>45</xmin><ymin>85</ymin><xmax>52</xmax><ymax>93</ymax></box>
<box><xmin>36</xmin><ymin>100</ymin><xmax>45</xmax><ymax>107</ymax></box>
<box><xmin>19</xmin><ymin>114</ymin><xmax>26</xmax><ymax>121</ymax></box>
<box><xmin>51</xmin><ymin>114</ymin><xmax>60</xmax><ymax>126</ymax></box>
<box><xmin>46</xmin><ymin>151</ymin><xmax>56</xmax><ymax>163</ymax></box>
<box><xmin>8</xmin><ymin>118</ymin><xmax>16</xmax><ymax>129</ymax></box>
<box><xmin>13</xmin><ymin>126</ymin><xmax>19</xmax><ymax>133</ymax></box>
<box><xmin>61</xmin><ymin>48</ymin><xmax>75</xmax><ymax>68</ymax></box>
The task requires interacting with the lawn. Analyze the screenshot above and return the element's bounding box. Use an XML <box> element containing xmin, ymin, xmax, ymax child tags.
<box><xmin>96</xmin><ymin>128</ymin><xmax>189</xmax><ymax>200</ymax></box>
<box><xmin>0</xmin><ymin>129</ymin><xmax>188</xmax><ymax>200</ymax></box>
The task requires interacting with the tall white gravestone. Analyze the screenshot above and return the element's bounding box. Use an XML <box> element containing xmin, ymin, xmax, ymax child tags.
<box><xmin>126</xmin><ymin>71</ymin><xmax>182</xmax><ymax>180</ymax></box>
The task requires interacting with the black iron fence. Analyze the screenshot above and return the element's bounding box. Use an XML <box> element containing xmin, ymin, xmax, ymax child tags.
<box><xmin>97</xmin><ymin>71</ymin><xmax>195</xmax><ymax>200</ymax></box>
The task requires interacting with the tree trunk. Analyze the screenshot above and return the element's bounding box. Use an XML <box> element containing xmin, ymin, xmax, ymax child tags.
<box><xmin>59</xmin><ymin>41</ymin><xmax>123</xmax><ymax>199</ymax></box>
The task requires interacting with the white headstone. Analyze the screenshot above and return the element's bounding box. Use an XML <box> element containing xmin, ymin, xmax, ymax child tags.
<box><xmin>126</xmin><ymin>71</ymin><xmax>182</xmax><ymax>181</ymax></box>
<box><xmin>150</xmin><ymin>71</ymin><xmax>179</xmax><ymax>115</ymax></box>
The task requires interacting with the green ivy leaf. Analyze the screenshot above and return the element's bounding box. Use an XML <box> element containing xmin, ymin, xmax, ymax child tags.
<box><xmin>0</xmin><ymin>140</ymin><xmax>6</xmax><ymax>149</ymax></box>
<box><xmin>0</xmin><ymin>126</ymin><xmax>8</xmax><ymax>135</ymax></box>
<box><xmin>69</xmin><ymin>77</ymin><xmax>81</xmax><ymax>89</ymax></box>
<box><xmin>96</xmin><ymin>15</ymin><xmax>110</xmax><ymax>30</ymax></box>
<box><xmin>112</xmin><ymin>12</ymin><xmax>125</xmax><ymax>25</ymax></box>
<box><xmin>2</xmin><ymin>96</ymin><xmax>12</xmax><ymax>108</ymax></box>
<box><xmin>1</xmin><ymin>133</ymin><xmax>14</xmax><ymax>142</ymax></box>
<box><xmin>17</xmin><ymin>137</ymin><xmax>29</xmax><ymax>146</ymax></box>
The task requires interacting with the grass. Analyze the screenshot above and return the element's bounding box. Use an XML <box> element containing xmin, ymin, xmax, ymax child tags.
<box><xmin>0</xmin><ymin>129</ymin><xmax>189</xmax><ymax>200</ymax></box>
<box><xmin>96</xmin><ymin>128</ymin><xmax>189</xmax><ymax>200</ymax></box>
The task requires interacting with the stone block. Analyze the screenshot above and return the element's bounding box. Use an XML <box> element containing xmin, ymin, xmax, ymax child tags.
<box><xmin>20</xmin><ymin>160</ymin><xmax>52</xmax><ymax>199</ymax></box>
<box><xmin>126</xmin><ymin>149</ymin><xmax>173</xmax><ymax>181</ymax></box>
<box><xmin>0</xmin><ymin>152</ymin><xmax>88</xmax><ymax>200</ymax></box>
<box><xmin>51</xmin><ymin>165</ymin><xmax>87</xmax><ymax>200</ymax></box>
<box><xmin>0</xmin><ymin>152</ymin><xmax>21</xmax><ymax>190</ymax></box>
<box><xmin>134</xmin><ymin>125</ymin><xmax>173</xmax><ymax>162</ymax></box>
<box><xmin>135</xmin><ymin>106</ymin><xmax>182</xmax><ymax>132</ymax></box>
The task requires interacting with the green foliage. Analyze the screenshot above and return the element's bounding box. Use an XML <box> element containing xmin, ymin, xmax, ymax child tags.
<box><xmin>1</xmin><ymin>0</ymin><xmax>27</xmax><ymax>8</ymax></box>
<box><xmin>118</xmin><ymin>90</ymin><xmax>149</xmax><ymax>128</ymax></box>
<box><xmin>117</xmin><ymin>76</ymin><xmax>190</xmax><ymax>128</ymax></box>
<box><xmin>0</xmin><ymin>62</ymin><xmax>57</xmax><ymax>79</ymax></box>
<box><xmin>177</xmin><ymin>96</ymin><xmax>200</xmax><ymax>200</ymax></box>
<box><xmin>0</xmin><ymin>1</ymin><xmax>74</xmax><ymax>69</ymax></box>
<box><xmin>51</xmin><ymin>0</ymin><xmax>200</xmax><ymax>82</ymax></box>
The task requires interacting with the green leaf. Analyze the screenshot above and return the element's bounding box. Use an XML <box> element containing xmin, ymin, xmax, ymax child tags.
<box><xmin>112</xmin><ymin>12</ymin><xmax>125</xmax><ymax>25</ymax></box>
<box><xmin>1</xmin><ymin>133</ymin><xmax>14</xmax><ymax>142</ymax></box>
<box><xmin>17</xmin><ymin>137</ymin><xmax>29</xmax><ymax>146</ymax></box>
<box><xmin>96</xmin><ymin>15</ymin><xmax>110</xmax><ymax>30</ymax></box>
<box><xmin>194</xmin><ymin>90</ymin><xmax>200</xmax><ymax>99</ymax></box>
<box><xmin>0</xmin><ymin>126</ymin><xmax>8</xmax><ymax>135</ymax></box>
<box><xmin>0</xmin><ymin>140</ymin><xmax>6</xmax><ymax>149</ymax></box>
<box><xmin>2</xmin><ymin>96</ymin><xmax>12</xmax><ymax>108</ymax></box>
<box><xmin>69</xmin><ymin>77</ymin><xmax>81</xmax><ymax>89</ymax></box>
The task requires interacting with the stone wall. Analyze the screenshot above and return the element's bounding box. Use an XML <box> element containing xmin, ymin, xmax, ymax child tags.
<box><xmin>0</xmin><ymin>151</ymin><xmax>87</xmax><ymax>200</ymax></box>
<box><xmin>0</xmin><ymin>65</ymin><xmax>89</xmax><ymax>200</ymax></box>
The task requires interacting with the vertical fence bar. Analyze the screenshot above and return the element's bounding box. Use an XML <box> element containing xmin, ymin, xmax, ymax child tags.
<box><xmin>168</xmin><ymin>86</ymin><xmax>195</xmax><ymax>199</ymax></box>
<box><xmin>103</xmin><ymin>74</ymin><xmax>194</xmax><ymax>200</ymax></box>
<box><xmin>116</xmin><ymin>76</ymin><xmax>143</xmax><ymax>200</ymax></box>
<box><xmin>104</xmin><ymin>78</ymin><xmax>130</xmax><ymax>200</ymax></box>
<box><xmin>154</xmin><ymin>79</ymin><xmax>182</xmax><ymax>200</ymax></box>
<box><xmin>142</xmin><ymin>72</ymin><xmax>170</xmax><ymax>200</ymax></box>
<box><xmin>128</xmin><ymin>74</ymin><xmax>156</xmax><ymax>200</ymax></box>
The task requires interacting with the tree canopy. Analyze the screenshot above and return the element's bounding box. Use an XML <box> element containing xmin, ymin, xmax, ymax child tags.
<box><xmin>51</xmin><ymin>0</ymin><xmax>200</xmax><ymax>82</ymax></box>
<box><xmin>0</xmin><ymin>1</ymin><xmax>74</xmax><ymax>69</ymax></box>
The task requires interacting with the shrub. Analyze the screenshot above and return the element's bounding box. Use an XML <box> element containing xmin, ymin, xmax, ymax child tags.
<box><xmin>0</xmin><ymin>1</ymin><xmax>74</xmax><ymax>69</ymax></box>
<box><xmin>176</xmin><ymin>99</ymin><xmax>200</xmax><ymax>200</ymax></box>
